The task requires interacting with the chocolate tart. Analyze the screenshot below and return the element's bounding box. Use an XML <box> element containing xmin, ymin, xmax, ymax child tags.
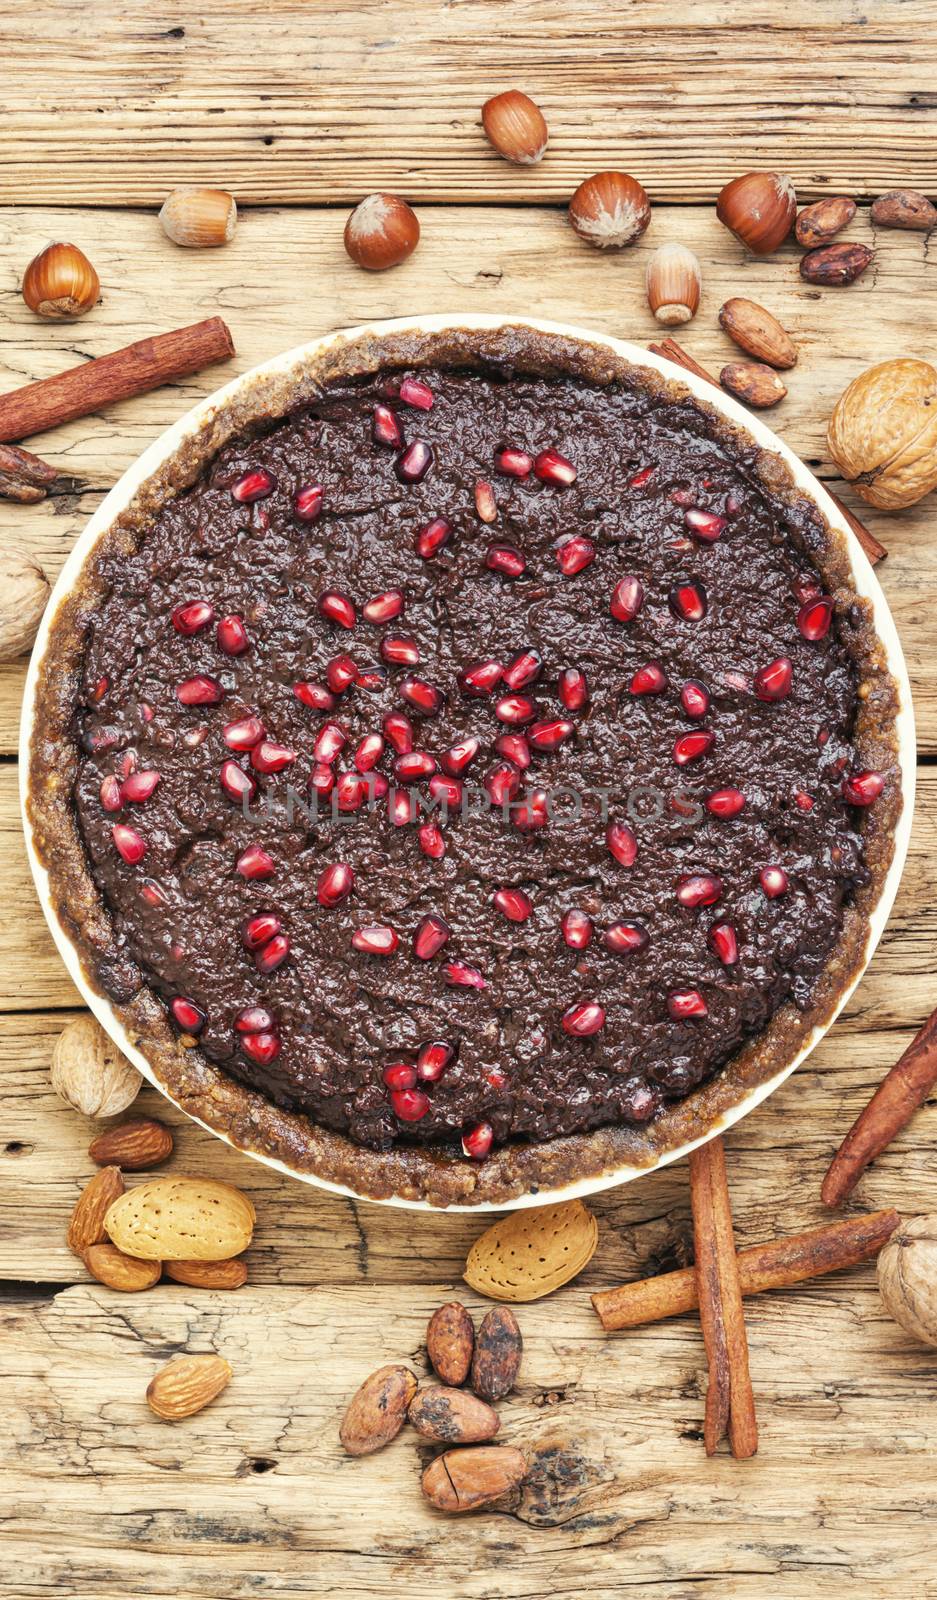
<box><xmin>23</xmin><ymin>319</ymin><xmax>911</xmax><ymax>1208</ymax></box>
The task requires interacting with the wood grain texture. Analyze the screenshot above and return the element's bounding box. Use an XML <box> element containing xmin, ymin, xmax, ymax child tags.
<box><xmin>3</xmin><ymin>1</ymin><xmax>937</xmax><ymax>205</ymax></box>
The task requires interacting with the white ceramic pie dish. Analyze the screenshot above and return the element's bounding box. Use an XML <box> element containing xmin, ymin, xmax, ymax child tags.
<box><xmin>20</xmin><ymin>313</ymin><xmax>916</xmax><ymax>1211</ymax></box>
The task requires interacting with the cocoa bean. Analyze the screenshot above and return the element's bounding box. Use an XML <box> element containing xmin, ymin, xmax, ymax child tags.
<box><xmin>870</xmin><ymin>190</ymin><xmax>937</xmax><ymax>231</ymax></box>
<box><xmin>339</xmin><ymin>1364</ymin><xmax>417</xmax><ymax>1456</ymax></box>
<box><xmin>471</xmin><ymin>1306</ymin><xmax>522</xmax><ymax>1401</ymax></box>
<box><xmin>794</xmin><ymin>197</ymin><xmax>856</xmax><ymax>248</ymax></box>
<box><xmin>421</xmin><ymin>1445</ymin><xmax>528</xmax><ymax>1513</ymax></box>
<box><xmin>718</xmin><ymin>298</ymin><xmax>796</xmax><ymax>369</ymax></box>
<box><xmin>719</xmin><ymin>362</ymin><xmax>787</xmax><ymax>409</ymax></box>
<box><xmin>408</xmin><ymin>1384</ymin><xmax>500</xmax><ymax>1443</ymax></box>
<box><xmin>426</xmin><ymin>1300</ymin><xmax>474</xmax><ymax>1385</ymax></box>
<box><xmin>799</xmin><ymin>242</ymin><xmax>873</xmax><ymax>286</ymax></box>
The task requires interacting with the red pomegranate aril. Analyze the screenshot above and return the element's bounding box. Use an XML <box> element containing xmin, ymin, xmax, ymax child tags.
<box><xmin>610</xmin><ymin>576</ymin><xmax>645</xmax><ymax>623</ymax></box>
<box><xmin>170</xmin><ymin>996</ymin><xmax>205</xmax><ymax>1034</ymax></box>
<box><xmin>372</xmin><ymin>404</ymin><xmax>402</xmax><ymax>448</ymax></box>
<box><xmin>561</xmin><ymin>908</ymin><xmax>593</xmax><ymax>949</ymax></box>
<box><xmin>353</xmin><ymin>733</ymin><xmax>385</xmax><ymax>773</ymax></box>
<box><xmin>415</xmin><ymin>516</ymin><xmax>452</xmax><ymax>560</ymax></box>
<box><xmin>172</xmin><ymin>599</ymin><xmax>214</xmax><ymax>635</ymax></box>
<box><xmin>311</xmin><ymin>723</ymin><xmax>344</xmax><ymax>766</ymax></box>
<box><xmin>630</xmin><ymin>661</ymin><xmax>668</xmax><ymax>696</ymax></box>
<box><xmin>317</xmin><ymin>862</ymin><xmax>354</xmax><ymax>907</ymax></box>
<box><xmin>121</xmin><ymin>769</ymin><xmax>160</xmax><ymax>803</ymax></box>
<box><xmin>241</xmin><ymin>1031</ymin><xmax>281</xmax><ymax>1066</ymax></box>
<box><xmin>400</xmin><ymin>675</ymin><xmax>443</xmax><ymax>716</ymax></box>
<box><xmin>486</xmin><ymin>542</ymin><xmax>527</xmax><ymax>578</ymax></box>
<box><xmin>395</xmin><ymin>749</ymin><xmax>436</xmax><ymax>784</ymax></box>
<box><xmin>219</xmin><ymin>761</ymin><xmax>257</xmax><ymax>803</ymax></box>
<box><xmin>798</xmin><ymin>596</ymin><xmax>834</xmax><ymax>641</ymax></box>
<box><xmin>395</xmin><ymin>439</ymin><xmax>434</xmax><ymax>483</ymax></box>
<box><xmin>441</xmin><ymin>736</ymin><xmax>480</xmax><ymax>776</ymax></box>
<box><xmin>112</xmin><ymin>823</ymin><xmax>147</xmax><ymax>864</ymax></box>
<box><xmin>91</xmin><ymin>675</ymin><xmax>110</xmax><ymax>704</ymax></box>
<box><xmin>528</xmin><ymin>717</ymin><xmax>574</xmax><ymax>751</ymax></box>
<box><xmin>685</xmin><ymin>507</ymin><xmax>726</xmax><ymax>542</ymax></box>
<box><xmin>495</xmin><ymin>732</ymin><xmax>530</xmax><ymax>769</ymax></box>
<box><xmin>475</xmin><ymin>480</ymin><xmax>497</xmax><ymax>522</ymax></box>
<box><xmin>293</xmin><ymin>681</ymin><xmax>335</xmax><ymax>714</ymax></box>
<box><xmin>380</xmin><ymin>634</ymin><xmax>420</xmax><ymax>666</ymax></box>
<box><xmin>224</xmin><ymin>715</ymin><xmax>265</xmax><ymax>750</ymax></box>
<box><xmin>389</xmin><ymin>788</ymin><xmax>416</xmax><ymax>826</ymax></box>
<box><xmin>217</xmin><ymin>614</ymin><xmax>250</xmax><ymax>656</ymax></box>
<box><xmin>513</xmin><ymin>788</ymin><xmax>549</xmax><ymax>831</ymax></box>
<box><xmin>842</xmin><ymin>769</ymin><xmax>885</xmax><ymax>806</ymax></box>
<box><xmin>534</xmin><ymin>448</ymin><xmax>577</xmax><ymax>487</ymax></box>
<box><xmin>363</xmin><ymin>588</ymin><xmax>405</xmax><ymax>624</ymax></box>
<box><xmin>754</xmin><ymin>656</ymin><xmax>793</xmax><ymax>702</ymax></box>
<box><xmin>293</xmin><ymin>482</ymin><xmax>324</xmax><ymax>522</ymax></box>
<box><xmin>445</xmin><ymin>960</ymin><xmax>487</xmax><ymax>990</ymax></box>
<box><xmin>558</xmin><ymin>667</ymin><xmax>589</xmax><ymax>711</ymax></box>
<box><xmin>462</xmin><ymin>1121</ymin><xmax>494</xmax><ymax>1160</ymax></box>
<box><xmin>555</xmin><ymin>535</ymin><xmax>595</xmax><ymax>576</ymax></box>
<box><xmin>794</xmin><ymin>789</ymin><xmax>815</xmax><ymax>812</ymax></box>
<box><xmin>352</xmin><ymin>925</ymin><xmax>399</xmax><ymax>956</ymax></box>
<box><xmin>502</xmin><ymin>649</ymin><xmax>542</xmax><ymax>691</ymax></box>
<box><xmin>100</xmin><ymin>775</ymin><xmax>123</xmax><ymax>812</ymax></box>
<box><xmin>237</xmin><ymin>843</ymin><xmax>275</xmax><ymax>880</ymax></box>
<box><xmin>416</xmin><ymin>1041</ymin><xmax>454</xmax><ymax>1082</ymax></box>
<box><xmin>606</xmin><ymin>821</ymin><xmax>637</xmax><ymax>867</ymax></box>
<box><xmin>242</xmin><ymin>913</ymin><xmax>281</xmax><ymax>950</ymax></box>
<box><xmin>419</xmin><ymin>821</ymin><xmax>446</xmax><ymax>858</ymax></box>
<box><xmin>335</xmin><ymin>771</ymin><xmax>369</xmax><ymax>811</ymax></box>
<box><xmin>326</xmin><ymin>654</ymin><xmax>358</xmax><ymax>694</ymax></box>
<box><xmin>458</xmin><ymin>658</ymin><xmax>503</xmax><ymax>698</ymax></box>
<box><xmin>673</xmin><ymin>729</ymin><xmax>715</xmax><ymax>765</ymax></box>
<box><xmin>413</xmin><ymin>913</ymin><xmax>451</xmax><ymax>960</ymax></box>
<box><xmin>495</xmin><ymin>693</ymin><xmax>536</xmax><ymax>726</ymax></box>
<box><xmin>605</xmin><ymin>921</ymin><xmax>649</xmax><ymax>954</ymax></box>
<box><xmin>391</xmin><ymin>1086</ymin><xmax>430</xmax><ymax>1122</ymax></box>
<box><xmin>369</xmin><ymin>771</ymin><xmax>389</xmax><ymax>801</ymax></box>
<box><xmin>494</xmin><ymin>887</ymin><xmax>533</xmax><ymax>923</ymax></box>
<box><xmin>708</xmin><ymin>921</ymin><xmax>739</xmax><ymax>966</ymax></box>
<box><xmin>561</xmin><ymin>1000</ymin><xmax>605</xmax><ymax>1037</ymax></box>
<box><xmin>706</xmin><ymin>787</ymin><xmax>747</xmax><ymax>819</ymax></box>
<box><xmin>231</xmin><ymin>468</ymin><xmax>275</xmax><ymax>504</ymax></box>
<box><xmin>399</xmin><ymin>376</ymin><xmax>434</xmax><ymax>410</ymax></box>
<box><xmin>485</xmin><ymin>763</ymin><xmax>521</xmax><ymax>806</ymax></box>
<box><xmin>383</xmin><ymin>1062</ymin><xmax>417</xmax><ymax>1092</ymax></box>
<box><xmin>235</xmin><ymin>1005</ymin><xmax>275</xmax><ymax>1034</ymax></box>
<box><xmin>680</xmin><ymin>680</ymin><xmax>711</xmax><ymax>719</ymax></box>
<box><xmin>177</xmin><ymin>674</ymin><xmax>223</xmax><ymax>706</ymax></box>
<box><xmin>670</xmin><ymin>581</ymin><xmax>708</xmax><ymax>621</ymax></box>
<box><xmin>428</xmin><ymin>773</ymin><xmax>463</xmax><ymax>809</ymax></box>
<box><xmin>676</xmin><ymin>872</ymin><xmax>724</xmax><ymax>909</ymax></box>
<box><xmin>255</xmin><ymin>933</ymin><xmax>290</xmax><ymax>974</ymax></box>
<box><xmin>251</xmin><ymin>740</ymin><xmax>296</xmax><ymax>775</ymax></box>
<box><xmin>629</xmin><ymin>465</ymin><xmax>655</xmax><ymax>489</ymax></box>
<box><xmin>667</xmin><ymin>988</ymin><xmax>708</xmax><ymax>1020</ymax></box>
<box><xmin>309</xmin><ymin>763</ymin><xmax>335</xmax><ymax>800</ymax></box>
<box><xmin>495</xmin><ymin>447</ymin><xmax>533</xmax><ymax>478</ymax></box>
<box><xmin>760</xmin><ymin>865</ymin><xmax>789</xmax><ymax>898</ymax></box>
<box><xmin>318</xmin><ymin>590</ymin><xmax>356</xmax><ymax>630</ymax></box>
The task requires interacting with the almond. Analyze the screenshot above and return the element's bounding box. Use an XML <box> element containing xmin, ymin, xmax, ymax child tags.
<box><xmin>794</xmin><ymin>196</ymin><xmax>856</xmax><ymax>248</ymax></box>
<box><xmin>426</xmin><ymin>1301</ymin><xmax>475</xmax><ymax>1384</ymax></box>
<box><xmin>146</xmin><ymin>1353</ymin><xmax>233</xmax><ymax>1420</ymax></box>
<box><xmin>164</xmin><ymin>1257</ymin><xmax>248</xmax><ymax>1290</ymax></box>
<box><xmin>339</xmin><ymin>1364</ymin><xmax>418</xmax><ymax>1456</ymax></box>
<box><xmin>471</xmin><ymin>1307</ymin><xmax>522</xmax><ymax>1402</ymax></box>
<box><xmin>88</xmin><ymin>1117</ymin><xmax>173</xmax><ymax>1170</ymax></box>
<box><xmin>799</xmin><ymin>242</ymin><xmax>873</xmax><ymax>285</ymax></box>
<box><xmin>464</xmin><ymin>1200</ymin><xmax>599</xmax><ymax>1303</ymax></box>
<box><xmin>421</xmin><ymin>1445</ymin><xmax>528</xmax><ymax>1513</ymax></box>
<box><xmin>870</xmin><ymin>189</ymin><xmax>937</xmax><ymax>231</ymax></box>
<box><xmin>720</xmin><ymin>361</ymin><xmax>787</xmax><ymax>409</ymax></box>
<box><xmin>66</xmin><ymin>1165</ymin><xmax>124</xmax><ymax>1256</ymax></box>
<box><xmin>408</xmin><ymin>1384</ymin><xmax>501</xmax><ymax>1444</ymax></box>
<box><xmin>84</xmin><ymin>1241</ymin><xmax>161</xmax><ymax>1292</ymax></box>
<box><xmin>104</xmin><ymin>1175</ymin><xmax>255</xmax><ymax>1261</ymax></box>
<box><xmin>718</xmin><ymin>298</ymin><xmax>797</xmax><ymax>369</ymax></box>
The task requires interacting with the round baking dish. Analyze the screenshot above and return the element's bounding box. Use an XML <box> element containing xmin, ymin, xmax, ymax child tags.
<box><xmin>21</xmin><ymin>314</ymin><xmax>916</xmax><ymax>1210</ymax></box>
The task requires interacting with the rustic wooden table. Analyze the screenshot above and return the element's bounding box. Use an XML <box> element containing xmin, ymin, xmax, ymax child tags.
<box><xmin>3</xmin><ymin>4</ymin><xmax>937</xmax><ymax>1596</ymax></box>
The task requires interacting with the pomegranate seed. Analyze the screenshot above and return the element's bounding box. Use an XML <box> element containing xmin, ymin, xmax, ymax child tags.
<box><xmin>219</xmin><ymin>761</ymin><xmax>257</xmax><ymax>803</ymax></box>
<box><xmin>380</xmin><ymin>634</ymin><xmax>420</xmax><ymax>666</ymax></box>
<box><xmin>630</xmin><ymin>662</ymin><xmax>668</xmax><ymax>695</ymax></box>
<box><xmin>561</xmin><ymin>909</ymin><xmax>593</xmax><ymax>949</ymax></box>
<box><xmin>495</xmin><ymin>694</ymin><xmax>536</xmax><ymax>726</ymax></box>
<box><xmin>495</xmin><ymin>732</ymin><xmax>530</xmax><ymax>769</ymax></box>
<box><xmin>528</xmin><ymin>718</ymin><xmax>574</xmax><ymax>751</ymax></box>
<box><xmin>170</xmin><ymin>996</ymin><xmax>205</xmax><ymax>1033</ymax></box>
<box><xmin>317</xmin><ymin>862</ymin><xmax>354</xmax><ymax>907</ymax></box>
<box><xmin>395</xmin><ymin>440</ymin><xmax>434</xmax><ymax>483</ymax></box>
<box><xmin>399</xmin><ymin>376</ymin><xmax>434</xmax><ymax>410</ymax></box>
<box><xmin>251</xmin><ymin>740</ymin><xmax>296</xmax><ymax>775</ymax></box>
<box><xmin>794</xmin><ymin>789</ymin><xmax>814</xmax><ymax>812</ymax></box>
<box><xmin>224</xmin><ymin>715</ymin><xmax>265</xmax><ymax>751</ymax></box>
<box><xmin>241</xmin><ymin>1031</ymin><xmax>281</xmax><ymax>1066</ymax></box>
<box><xmin>485</xmin><ymin>763</ymin><xmax>521</xmax><ymax>806</ymax></box>
<box><xmin>494</xmin><ymin>887</ymin><xmax>533</xmax><ymax>922</ymax></box>
<box><xmin>357</xmin><ymin>664</ymin><xmax>385</xmax><ymax>698</ymax></box>
<box><xmin>119</xmin><ymin>751</ymin><xmax>138</xmax><ymax>779</ymax></box>
<box><xmin>121</xmin><ymin>769</ymin><xmax>160</xmax><ymax>803</ymax></box>
<box><xmin>534</xmin><ymin>448</ymin><xmax>577</xmax><ymax>486</ymax></box>
<box><xmin>91</xmin><ymin>676</ymin><xmax>110</xmax><ymax>703</ymax></box>
<box><xmin>172</xmin><ymin>599</ymin><xmax>214</xmax><ymax>635</ymax></box>
<box><xmin>610</xmin><ymin>576</ymin><xmax>644</xmax><ymax>623</ymax></box>
<box><xmin>309</xmin><ymin>763</ymin><xmax>335</xmax><ymax>800</ymax></box>
<box><xmin>177</xmin><ymin>674</ymin><xmax>223</xmax><ymax>706</ymax></box>
<box><xmin>400</xmin><ymin>675</ymin><xmax>443</xmax><ymax>716</ymax></box>
<box><xmin>395</xmin><ymin>750</ymin><xmax>436</xmax><ymax>784</ymax></box>
<box><xmin>370</xmin><ymin>772</ymin><xmax>389</xmax><ymax>800</ymax></box>
<box><xmin>413</xmin><ymin>913</ymin><xmax>451</xmax><ymax>960</ymax></box>
<box><xmin>685</xmin><ymin>507</ymin><xmax>726</xmax><ymax>542</ymax></box>
<box><xmin>217</xmin><ymin>614</ymin><xmax>250</xmax><ymax>656</ymax></box>
<box><xmin>419</xmin><ymin>822</ymin><xmax>446</xmax><ymax>858</ymax></box>
<box><xmin>555</xmin><ymin>535</ymin><xmax>595</xmax><ymax>576</ymax></box>
<box><xmin>458</xmin><ymin>659</ymin><xmax>503</xmax><ymax>697</ymax></box>
<box><xmin>335</xmin><ymin>771</ymin><xmax>369</xmax><ymax>811</ymax></box>
<box><xmin>112</xmin><ymin>823</ymin><xmax>147</xmax><ymax>864</ymax></box>
<box><xmin>561</xmin><ymin>1000</ymin><xmax>605</xmax><ymax>1037</ymax></box>
<box><xmin>475</xmin><ymin>480</ymin><xmax>497</xmax><ymax>522</ymax></box>
<box><xmin>417</xmin><ymin>1041</ymin><xmax>454</xmax><ymax>1082</ymax></box>
<box><xmin>462</xmin><ymin>1121</ymin><xmax>494</xmax><ymax>1160</ymax></box>
<box><xmin>676</xmin><ymin>872</ymin><xmax>723</xmax><ymax>909</ymax></box>
<box><xmin>255</xmin><ymin>933</ymin><xmax>291</xmax><ymax>974</ymax></box>
<box><xmin>354</xmin><ymin>733</ymin><xmax>385</xmax><ymax>772</ymax></box>
<box><xmin>513</xmin><ymin>788</ymin><xmax>549</xmax><ymax>831</ymax></box>
<box><xmin>706</xmin><ymin>788</ymin><xmax>747</xmax><ymax>818</ymax></box>
<box><xmin>760</xmin><ymin>865</ymin><xmax>789</xmax><ymax>898</ymax></box>
<box><xmin>606</xmin><ymin>821</ymin><xmax>637</xmax><ymax>867</ymax></box>
<box><xmin>294</xmin><ymin>483</ymin><xmax>324</xmax><ymax>522</ymax></box>
<box><xmin>502</xmin><ymin>649</ymin><xmax>542</xmax><ymax>691</ymax></box>
<box><xmin>389</xmin><ymin>788</ymin><xmax>417</xmax><ymax>826</ymax></box>
<box><xmin>363</xmin><ymin>589</ymin><xmax>405</xmax><ymax>625</ymax></box>
<box><xmin>231</xmin><ymin>468</ymin><xmax>275</xmax><ymax>503</ymax></box>
<box><xmin>100</xmin><ymin>775</ymin><xmax>123</xmax><ymax>812</ymax></box>
<box><xmin>390</xmin><ymin>1086</ymin><xmax>430</xmax><ymax>1121</ymax></box>
<box><xmin>318</xmin><ymin>590</ymin><xmax>356</xmax><ymax>630</ymax></box>
<box><xmin>485</xmin><ymin>542</ymin><xmax>527</xmax><ymax>578</ymax></box>
<box><xmin>237</xmin><ymin>843</ymin><xmax>275</xmax><ymax>880</ymax></box>
<box><xmin>441</xmin><ymin>736</ymin><xmax>480</xmax><ymax>775</ymax></box>
<box><xmin>668</xmin><ymin>988</ymin><xmax>708</xmax><ymax>1020</ymax></box>
<box><xmin>352</xmin><ymin>925</ymin><xmax>399</xmax><ymax>956</ymax></box>
<box><xmin>326</xmin><ymin>654</ymin><xmax>358</xmax><ymax>694</ymax></box>
<box><xmin>242</xmin><ymin>912</ymin><xmax>281</xmax><ymax>950</ymax></box>
<box><xmin>842</xmin><ymin>769</ymin><xmax>885</xmax><ymax>806</ymax></box>
<box><xmin>495</xmin><ymin>447</ymin><xmax>533</xmax><ymax>478</ymax></box>
<box><xmin>415</xmin><ymin>516</ymin><xmax>452</xmax><ymax>560</ymax></box>
<box><xmin>708</xmin><ymin>921</ymin><xmax>739</xmax><ymax>966</ymax></box>
<box><xmin>384</xmin><ymin>1061</ymin><xmax>417</xmax><ymax>1091</ymax></box>
<box><xmin>558</xmin><ymin>667</ymin><xmax>589</xmax><ymax>711</ymax></box>
<box><xmin>235</xmin><ymin>1005</ymin><xmax>276</xmax><ymax>1034</ymax></box>
<box><xmin>428</xmin><ymin>773</ymin><xmax>463</xmax><ymax>809</ymax></box>
<box><xmin>754</xmin><ymin>656</ymin><xmax>793</xmax><ymax>702</ymax></box>
<box><xmin>680</xmin><ymin>680</ymin><xmax>711</xmax><ymax>719</ymax></box>
<box><xmin>293</xmin><ymin>681</ymin><xmax>335</xmax><ymax>713</ymax></box>
<box><xmin>670</xmin><ymin>581</ymin><xmax>708</xmax><ymax>621</ymax></box>
<box><xmin>629</xmin><ymin>465</ymin><xmax>655</xmax><ymax>488</ymax></box>
<box><xmin>798</xmin><ymin>596</ymin><xmax>834</xmax><ymax>641</ymax></box>
<box><xmin>445</xmin><ymin>960</ymin><xmax>487</xmax><ymax>989</ymax></box>
<box><xmin>314</xmin><ymin>722</ymin><xmax>347</xmax><ymax>764</ymax></box>
<box><xmin>372</xmin><ymin>404</ymin><xmax>402</xmax><ymax>448</ymax></box>
<box><xmin>605</xmin><ymin>921</ymin><xmax>649</xmax><ymax>954</ymax></box>
<box><xmin>673</xmin><ymin>729</ymin><xmax>715</xmax><ymax>765</ymax></box>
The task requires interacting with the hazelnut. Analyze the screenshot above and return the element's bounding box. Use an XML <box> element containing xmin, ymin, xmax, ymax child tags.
<box><xmin>22</xmin><ymin>242</ymin><xmax>100</xmax><ymax>320</ymax></box>
<box><xmin>159</xmin><ymin>187</ymin><xmax>237</xmax><ymax>248</ymax></box>
<box><xmin>481</xmin><ymin>90</ymin><xmax>548</xmax><ymax>166</ymax></box>
<box><xmin>715</xmin><ymin>171</ymin><xmax>797</xmax><ymax>254</ymax></box>
<box><xmin>645</xmin><ymin>242</ymin><xmax>701</xmax><ymax>325</ymax></box>
<box><xmin>51</xmin><ymin>1014</ymin><xmax>142</xmax><ymax>1119</ymax></box>
<box><xmin>878</xmin><ymin>1215</ymin><xmax>937</xmax><ymax>1348</ymax></box>
<box><xmin>828</xmin><ymin>358</ymin><xmax>937</xmax><ymax>510</ymax></box>
<box><xmin>343</xmin><ymin>193</ymin><xmax>420</xmax><ymax>271</ymax></box>
<box><xmin>0</xmin><ymin>543</ymin><xmax>50</xmax><ymax>660</ymax></box>
<box><xmin>568</xmin><ymin>171</ymin><xmax>650</xmax><ymax>250</ymax></box>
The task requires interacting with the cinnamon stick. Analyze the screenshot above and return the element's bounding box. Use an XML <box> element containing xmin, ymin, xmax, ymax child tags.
<box><xmin>647</xmin><ymin>336</ymin><xmax>721</xmax><ymax>390</ymax></box>
<box><xmin>591</xmin><ymin>1207</ymin><xmax>900</xmax><ymax>1331</ymax></box>
<box><xmin>0</xmin><ymin>318</ymin><xmax>235</xmax><ymax>443</ymax></box>
<box><xmin>822</xmin><ymin>1008</ymin><xmax>937</xmax><ymax>1207</ymax></box>
<box><xmin>827</xmin><ymin>488</ymin><xmax>888</xmax><ymax>567</ymax></box>
<box><xmin>688</xmin><ymin>1138</ymin><xmax>758</xmax><ymax>1459</ymax></box>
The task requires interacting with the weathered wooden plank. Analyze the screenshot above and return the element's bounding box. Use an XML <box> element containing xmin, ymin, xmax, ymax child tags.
<box><xmin>3</xmin><ymin>1</ymin><xmax>937</xmax><ymax>205</ymax></box>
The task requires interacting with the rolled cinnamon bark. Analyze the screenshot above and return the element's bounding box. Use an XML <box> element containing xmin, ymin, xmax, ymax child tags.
<box><xmin>689</xmin><ymin>1138</ymin><xmax>758</xmax><ymax>1459</ymax></box>
<box><xmin>822</xmin><ymin>1009</ymin><xmax>937</xmax><ymax>1207</ymax></box>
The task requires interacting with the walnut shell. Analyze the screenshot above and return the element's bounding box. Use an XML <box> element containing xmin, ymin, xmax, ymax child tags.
<box><xmin>0</xmin><ymin>543</ymin><xmax>49</xmax><ymax>660</ymax></box>
<box><xmin>51</xmin><ymin>1014</ymin><xmax>142</xmax><ymax>1118</ymax></box>
<box><xmin>878</xmin><ymin>1215</ymin><xmax>937</xmax><ymax>1348</ymax></box>
<box><xmin>828</xmin><ymin>358</ymin><xmax>937</xmax><ymax>510</ymax></box>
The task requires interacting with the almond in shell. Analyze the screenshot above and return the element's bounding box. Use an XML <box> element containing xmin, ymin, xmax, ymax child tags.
<box><xmin>84</xmin><ymin>1241</ymin><xmax>162</xmax><ymax>1292</ymax></box>
<box><xmin>104</xmin><ymin>1175</ymin><xmax>255</xmax><ymax>1261</ymax></box>
<box><xmin>67</xmin><ymin>1165</ymin><xmax>124</xmax><ymax>1256</ymax></box>
<box><xmin>339</xmin><ymin>1364</ymin><xmax>418</xmax><ymax>1456</ymax></box>
<box><xmin>164</xmin><ymin>1258</ymin><xmax>248</xmax><ymax>1290</ymax></box>
<box><xmin>464</xmin><ymin>1198</ymin><xmax>599</xmax><ymax>1302</ymax></box>
<box><xmin>408</xmin><ymin>1384</ymin><xmax>500</xmax><ymax>1444</ymax></box>
<box><xmin>421</xmin><ymin>1445</ymin><xmax>528</xmax><ymax>1513</ymax></box>
<box><xmin>718</xmin><ymin>298</ymin><xmax>796</xmax><ymax>369</ymax></box>
<box><xmin>88</xmin><ymin>1117</ymin><xmax>173</xmax><ymax>1170</ymax></box>
<box><xmin>426</xmin><ymin>1301</ymin><xmax>474</xmax><ymax>1384</ymax></box>
<box><xmin>146</xmin><ymin>1353</ymin><xmax>233</xmax><ymax>1420</ymax></box>
<box><xmin>471</xmin><ymin>1307</ymin><xmax>522</xmax><ymax>1402</ymax></box>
